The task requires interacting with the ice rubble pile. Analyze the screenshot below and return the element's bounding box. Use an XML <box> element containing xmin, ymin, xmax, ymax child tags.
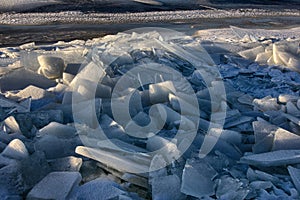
<box><xmin>239</xmin><ymin>41</ymin><xmax>300</xmax><ymax>73</ymax></box>
<box><xmin>0</xmin><ymin>28</ymin><xmax>299</xmax><ymax>199</ymax></box>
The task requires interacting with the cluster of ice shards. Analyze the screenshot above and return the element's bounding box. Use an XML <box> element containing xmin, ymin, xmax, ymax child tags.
<box><xmin>0</xmin><ymin>27</ymin><xmax>299</xmax><ymax>199</ymax></box>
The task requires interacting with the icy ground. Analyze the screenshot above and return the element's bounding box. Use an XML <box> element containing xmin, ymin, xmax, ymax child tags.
<box><xmin>0</xmin><ymin>26</ymin><xmax>299</xmax><ymax>199</ymax></box>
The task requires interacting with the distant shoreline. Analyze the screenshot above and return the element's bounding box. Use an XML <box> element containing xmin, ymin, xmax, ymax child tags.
<box><xmin>0</xmin><ymin>9</ymin><xmax>299</xmax><ymax>26</ymax></box>
<box><xmin>0</xmin><ymin>9</ymin><xmax>299</xmax><ymax>47</ymax></box>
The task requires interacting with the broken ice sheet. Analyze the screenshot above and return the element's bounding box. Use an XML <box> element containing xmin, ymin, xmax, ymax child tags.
<box><xmin>0</xmin><ymin>95</ymin><xmax>31</xmax><ymax>113</ymax></box>
<box><xmin>27</xmin><ymin>172</ymin><xmax>81</xmax><ymax>200</ymax></box>
<box><xmin>37</xmin><ymin>122</ymin><xmax>76</xmax><ymax>139</ymax></box>
<box><xmin>72</xmin><ymin>78</ymin><xmax>111</xmax><ymax>101</ymax></box>
<box><xmin>151</xmin><ymin>103</ymin><xmax>196</xmax><ymax>131</ymax></box>
<box><xmin>181</xmin><ymin>158</ymin><xmax>217</xmax><ymax>198</ymax></box>
<box><xmin>0</xmin><ymin>60</ymin><xmax>22</xmax><ymax>76</ymax></box>
<box><xmin>224</xmin><ymin>115</ymin><xmax>254</xmax><ymax>129</ymax></box>
<box><xmin>197</xmin><ymin>134</ymin><xmax>243</xmax><ymax>160</ymax></box>
<box><xmin>288</xmin><ymin>166</ymin><xmax>300</xmax><ymax>194</ymax></box>
<box><xmin>149</xmin><ymin>81</ymin><xmax>176</xmax><ymax>104</ymax></box>
<box><xmin>97</xmin><ymin>139</ymin><xmax>148</xmax><ymax>154</ymax></box>
<box><xmin>286</xmin><ymin>101</ymin><xmax>300</xmax><ymax>116</ymax></box>
<box><xmin>2</xmin><ymin>139</ymin><xmax>29</xmax><ymax>160</ymax></box>
<box><xmin>0</xmin><ymin>68</ymin><xmax>56</xmax><ymax>92</ymax></box>
<box><xmin>209</xmin><ymin>128</ymin><xmax>242</xmax><ymax>147</ymax></box>
<box><xmin>72</xmin><ymin>98</ymin><xmax>102</xmax><ymax>129</ymax></box>
<box><xmin>124</xmin><ymin>111</ymin><xmax>153</xmax><ymax>135</ymax></box>
<box><xmin>34</xmin><ymin>134</ymin><xmax>78</xmax><ymax>159</ymax></box>
<box><xmin>147</xmin><ymin>136</ymin><xmax>180</xmax><ymax>163</ymax></box>
<box><xmin>272</xmin><ymin>127</ymin><xmax>300</xmax><ymax>151</ymax></box>
<box><xmin>92</xmin><ymin>114</ymin><xmax>129</xmax><ymax>140</ymax></box>
<box><xmin>241</xmin><ymin>150</ymin><xmax>300</xmax><ymax>167</ymax></box>
<box><xmin>168</xmin><ymin>92</ymin><xmax>199</xmax><ymax>116</ymax></box>
<box><xmin>154</xmin><ymin>38</ymin><xmax>215</xmax><ymax>71</ymax></box>
<box><xmin>75</xmin><ymin>145</ymin><xmax>151</xmax><ymax>174</ymax></box>
<box><xmin>215</xmin><ymin>175</ymin><xmax>249</xmax><ymax>200</ymax></box>
<box><xmin>151</xmin><ymin>175</ymin><xmax>185</xmax><ymax>200</ymax></box>
<box><xmin>149</xmin><ymin>154</ymin><xmax>168</xmax><ymax>180</ymax></box>
<box><xmin>246</xmin><ymin>167</ymin><xmax>280</xmax><ymax>186</ymax></box>
<box><xmin>7</xmin><ymin>85</ymin><xmax>57</xmax><ymax>110</ymax></box>
<box><xmin>252</xmin><ymin>119</ymin><xmax>300</xmax><ymax>153</ymax></box>
<box><xmin>48</xmin><ymin>156</ymin><xmax>82</xmax><ymax>172</ymax></box>
<box><xmin>10</xmin><ymin>85</ymin><xmax>55</xmax><ymax>101</ymax></box>
<box><xmin>3</xmin><ymin>115</ymin><xmax>36</xmax><ymax>138</ymax></box>
<box><xmin>69</xmin><ymin>60</ymin><xmax>106</xmax><ymax>92</ymax></box>
<box><xmin>121</xmin><ymin>173</ymin><xmax>148</xmax><ymax>189</ymax></box>
<box><xmin>253</xmin><ymin>96</ymin><xmax>281</xmax><ymax>112</ymax></box>
<box><xmin>283</xmin><ymin>113</ymin><xmax>300</xmax><ymax>126</ymax></box>
<box><xmin>37</xmin><ymin>55</ymin><xmax>65</xmax><ymax>79</ymax></box>
<box><xmin>3</xmin><ymin>26</ymin><xmax>300</xmax><ymax>199</ymax></box>
<box><xmin>109</xmin><ymin>91</ymin><xmax>143</xmax><ymax>127</ymax></box>
<box><xmin>74</xmin><ymin>178</ymin><xmax>127</xmax><ymax>200</ymax></box>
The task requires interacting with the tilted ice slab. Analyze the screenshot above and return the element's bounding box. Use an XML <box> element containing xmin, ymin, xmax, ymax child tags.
<box><xmin>27</xmin><ymin>171</ymin><xmax>81</xmax><ymax>200</ymax></box>
<box><xmin>241</xmin><ymin>150</ymin><xmax>300</xmax><ymax>167</ymax></box>
<box><xmin>0</xmin><ymin>68</ymin><xmax>56</xmax><ymax>93</ymax></box>
<box><xmin>288</xmin><ymin>166</ymin><xmax>300</xmax><ymax>194</ymax></box>
<box><xmin>181</xmin><ymin>158</ymin><xmax>217</xmax><ymax>198</ymax></box>
<box><xmin>75</xmin><ymin>146</ymin><xmax>151</xmax><ymax>174</ymax></box>
<box><xmin>252</xmin><ymin>119</ymin><xmax>300</xmax><ymax>153</ymax></box>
